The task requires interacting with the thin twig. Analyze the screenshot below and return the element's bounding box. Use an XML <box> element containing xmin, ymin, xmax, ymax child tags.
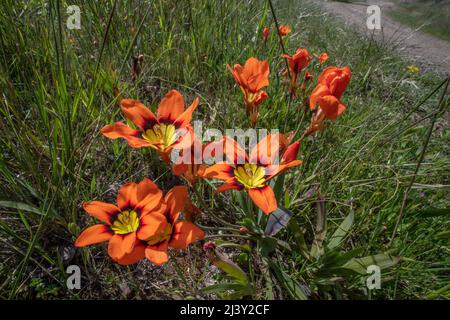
<box><xmin>268</xmin><ymin>0</ymin><xmax>291</xmax><ymax>79</ymax></box>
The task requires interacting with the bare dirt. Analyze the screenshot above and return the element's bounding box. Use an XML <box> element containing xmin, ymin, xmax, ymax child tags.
<box><xmin>309</xmin><ymin>0</ymin><xmax>450</xmax><ymax>75</ymax></box>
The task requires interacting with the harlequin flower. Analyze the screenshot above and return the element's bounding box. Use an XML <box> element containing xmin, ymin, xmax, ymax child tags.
<box><xmin>306</xmin><ymin>66</ymin><xmax>352</xmax><ymax>135</ymax></box>
<box><xmin>227</xmin><ymin>57</ymin><xmax>270</xmax><ymax>126</ymax></box>
<box><xmin>309</xmin><ymin>66</ymin><xmax>351</xmax><ymax>110</ymax></box>
<box><xmin>74</xmin><ymin>178</ymin><xmax>164</xmax><ymax>265</ymax></box>
<box><xmin>313</xmin><ymin>52</ymin><xmax>329</xmax><ymax>65</ymax></box>
<box><xmin>262</xmin><ymin>27</ymin><xmax>270</xmax><ymax>41</ymax></box>
<box><xmin>281</xmin><ymin>48</ymin><xmax>311</xmax><ymax>96</ymax></box>
<box><xmin>137</xmin><ymin>186</ymin><xmax>205</xmax><ymax>265</ymax></box>
<box><xmin>278</xmin><ymin>25</ymin><xmax>291</xmax><ymax>37</ymax></box>
<box><xmin>203</xmin><ymin>134</ymin><xmax>301</xmax><ymax>214</ymax></box>
<box><xmin>101</xmin><ymin>90</ymin><xmax>199</xmax><ymax>162</ymax></box>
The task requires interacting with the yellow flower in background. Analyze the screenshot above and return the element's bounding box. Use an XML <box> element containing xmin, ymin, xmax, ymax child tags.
<box><xmin>406</xmin><ymin>65</ymin><xmax>419</xmax><ymax>73</ymax></box>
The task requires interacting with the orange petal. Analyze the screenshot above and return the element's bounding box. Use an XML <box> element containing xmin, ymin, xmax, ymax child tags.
<box><xmin>172</xmin><ymin>163</ymin><xmax>188</xmax><ymax>176</ymax></box>
<box><xmin>318</xmin><ymin>95</ymin><xmax>343</xmax><ymax>120</ymax></box>
<box><xmin>309</xmin><ymin>84</ymin><xmax>331</xmax><ymax>110</ymax></box>
<box><xmin>135</xmin><ymin>178</ymin><xmax>163</xmax><ymax>212</ymax></box>
<box><xmin>242</xmin><ymin>57</ymin><xmax>269</xmax><ymax>92</ymax></box>
<box><xmin>169</xmin><ymin>221</ymin><xmax>205</xmax><ymax>249</ymax></box>
<box><xmin>201</xmin><ymin>163</ymin><xmax>234</xmax><ymax>180</ymax></box>
<box><xmin>214</xmin><ymin>177</ymin><xmax>242</xmax><ymax>193</ymax></box>
<box><xmin>329</xmin><ymin>67</ymin><xmax>351</xmax><ymax>98</ymax></box>
<box><xmin>100</xmin><ymin>122</ymin><xmax>152</xmax><ymax>148</ymax></box>
<box><xmin>75</xmin><ymin>224</ymin><xmax>112</xmax><ymax>247</ymax></box>
<box><xmin>317</xmin><ymin>66</ymin><xmax>338</xmax><ymax>85</ymax></box>
<box><xmin>120</xmin><ymin>99</ymin><xmax>157</xmax><ymax>130</ymax></box>
<box><xmin>108</xmin><ymin>234</ymin><xmax>126</xmax><ymax>260</ymax></box>
<box><xmin>248</xmin><ymin>185</ymin><xmax>277</xmax><ymax>215</ymax></box>
<box><xmin>265</xmin><ymin>160</ymin><xmax>302</xmax><ymax>180</ymax></box>
<box><xmin>145</xmin><ymin>241</ymin><xmax>169</xmax><ymax>266</ymax></box>
<box><xmin>157</xmin><ymin>89</ymin><xmax>185</xmax><ymax>123</ymax></box>
<box><xmin>164</xmin><ymin>186</ymin><xmax>188</xmax><ymax>223</ymax></box>
<box><xmin>136</xmin><ymin>177</ymin><xmax>161</xmax><ymax>202</ymax></box>
<box><xmin>116</xmin><ymin>241</ymin><xmax>146</xmax><ymax>265</ymax></box>
<box><xmin>117</xmin><ymin>182</ymin><xmax>138</xmax><ymax>211</ymax></box>
<box><xmin>82</xmin><ymin>201</ymin><xmax>120</xmax><ymax>225</ymax></box>
<box><xmin>121</xmin><ymin>231</ymin><xmax>136</xmax><ymax>255</ymax></box>
<box><xmin>136</xmin><ymin>213</ymin><xmax>168</xmax><ymax>240</ymax></box>
<box><xmin>174</xmin><ymin>97</ymin><xmax>199</xmax><ymax>128</ymax></box>
<box><xmin>282</xmin><ymin>141</ymin><xmax>300</xmax><ymax>163</ymax></box>
<box><xmin>227</xmin><ymin>64</ymin><xmax>243</xmax><ymax>87</ymax></box>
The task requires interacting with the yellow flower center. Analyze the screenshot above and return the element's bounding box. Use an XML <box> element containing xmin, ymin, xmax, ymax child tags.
<box><xmin>142</xmin><ymin>123</ymin><xmax>177</xmax><ymax>150</ymax></box>
<box><xmin>234</xmin><ymin>163</ymin><xmax>267</xmax><ymax>189</ymax></box>
<box><xmin>145</xmin><ymin>223</ymin><xmax>173</xmax><ymax>245</ymax></box>
<box><xmin>111</xmin><ymin>210</ymin><xmax>140</xmax><ymax>235</ymax></box>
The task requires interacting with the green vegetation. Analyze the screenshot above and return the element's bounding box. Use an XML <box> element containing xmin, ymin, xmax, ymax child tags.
<box><xmin>0</xmin><ymin>0</ymin><xmax>448</xmax><ymax>299</ymax></box>
<box><xmin>387</xmin><ymin>0</ymin><xmax>450</xmax><ymax>41</ymax></box>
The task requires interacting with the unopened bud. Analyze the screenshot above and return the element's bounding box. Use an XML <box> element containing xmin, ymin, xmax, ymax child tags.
<box><xmin>203</xmin><ymin>241</ymin><xmax>216</xmax><ymax>251</ymax></box>
<box><xmin>239</xmin><ymin>227</ymin><xmax>249</xmax><ymax>234</ymax></box>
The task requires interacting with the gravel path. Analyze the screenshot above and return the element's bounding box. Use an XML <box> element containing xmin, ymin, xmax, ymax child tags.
<box><xmin>309</xmin><ymin>0</ymin><xmax>450</xmax><ymax>75</ymax></box>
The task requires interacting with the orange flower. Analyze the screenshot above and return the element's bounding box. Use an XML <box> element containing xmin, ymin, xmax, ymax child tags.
<box><xmin>262</xmin><ymin>27</ymin><xmax>270</xmax><ymax>41</ymax></box>
<box><xmin>278</xmin><ymin>25</ymin><xmax>291</xmax><ymax>37</ymax></box>
<box><xmin>101</xmin><ymin>90</ymin><xmax>199</xmax><ymax>162</ymax></box>
<box><xmin>227</xmin><ymin>57</ymin><xmax>270</xmax><ymax>126</ymax></box>
<box><xmin>313</xmin><ymin>52</ymin><xmax>329</xmax><ymax>65</ymax></box>
<box><xmin>75</xmin><ymin>178</ymin><xmax>164</xmax><ymax>265</ymax></box>
<box><xmin>306</xmin><ymin>66</ymin><xmax>352</xmax><ymax>135</ymax></box>
<box><xmin>203</xmin><ymin>134</ymin><xmax>301</xmax><ymax>215</ymax></box>
<box><xmin>281</xmin><ymin>48</ymin><xmax>311</xmax><ymax>96</ymax></box>
<box><xmin>309</xmin><ymin>66</ymin><xmax>351</xmax><ymax>110</ymax></box>
<box><xmin>137</xmin><ymin>186</ymin><xmax>204</xmax><ymax>265</ymax></box>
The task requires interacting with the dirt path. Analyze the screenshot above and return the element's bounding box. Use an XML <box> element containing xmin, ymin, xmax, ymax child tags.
<box><xmin>309</xmin><ymin>0</ymin><xmax>450</xmax><ymax>75</ymax></box>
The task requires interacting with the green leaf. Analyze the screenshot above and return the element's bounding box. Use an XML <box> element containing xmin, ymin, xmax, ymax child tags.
<box><xmin>266</xmin><ymin>259</ymin><xmax>309</xmax><ymax>300</ymax></box>
<box><xmin>264</xmin><ymin>206</ymin><xmax>292</xmax><ymax>236</ymax></box>
<box><xmin>208</xmin><ymin>249</ymin><xmax>248</xmax><ymax>285</ymax></box>
<box><xmin>319</xmin><ymin>248</ymin><xmax>365</xmax><ymax>275</ymax></box>
<box><xmin>414</xmin><ymin>207</ymin><xmax>450</xmax><ymax>218</ymax></box>
<box><xmin>339</xmin><ymin>254</ymin><xmax>401</xmax><ymax>275</ymax></box>
<box><xmin>288</xmin><ymin>219</ymin><xmax>310</xmax><ymax>259</ymax></box>
<box><xmin>327</xmin><ymin>210</ymin><xmax>354</xmax><ymax>250</ymax></box>
<box><xmin>202</xmin><ymin>283</ymin><xmax>247</xmax><ymax>294</ymax></box>
<box><xmin>260</xmin><ymin>236</ymin><xmax>278</xmax><ymax>256</ymax></box>
<box><xmin>0</xmin><ymin>201</ymin><xmax>44</xmax><ymax>216</ymax></box>
<box><xmin>272</xmin><ymin>173</ymin><xmax>285</xmax><ymax>202</ymax></box>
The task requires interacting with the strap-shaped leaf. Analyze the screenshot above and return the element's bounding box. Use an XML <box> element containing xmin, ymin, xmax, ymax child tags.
<box><xmin>339</xmin><ymin>254</ymin><xmax>400</xmax><ymax>275</ymax></box>
<box><xmin>327</xmin><ymin>210</ymin><xmax>354</xmax><ymax>250</ymax></box>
